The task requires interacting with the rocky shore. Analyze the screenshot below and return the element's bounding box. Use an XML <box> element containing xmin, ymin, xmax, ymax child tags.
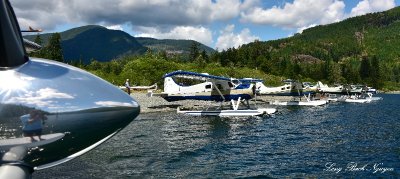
<box><xmin>131</xmin><ymin>92</ymin><xmax>295</xmax><ymax>113</ymax></box>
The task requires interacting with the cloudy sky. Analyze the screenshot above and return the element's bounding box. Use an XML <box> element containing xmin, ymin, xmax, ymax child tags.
<box><xmin>12</xmin><ymin>0</ymin><xmax>399</xmax><ymax>50</ymax></box>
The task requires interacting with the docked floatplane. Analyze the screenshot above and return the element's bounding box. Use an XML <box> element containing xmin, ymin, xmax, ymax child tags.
<box><xmin>255</xmin><ymin>79</ymin><xmax>317</xmax><ymax>96</ymax></box>
<box><xmin>316</xmin><ymin>81</ymin><xmax>382</xmax><ymax>103</ymax></box>
<box><xmin>336</xmin><ymin>92</ymin><xmax>382</xmax><ymax>103</ymax></box>
<box><xmin>151</xmin><ymin>70</ymin><xmax>276</xmax><ymax>117</ymax></box>
<box><xmin>256</xmin><ymin>79</ymin><xmax>303</xmax><ymax>96</ymax></box>
<box><xmin>255</xmin><ymin>80</ymin><xmax>326</xmax><ymax>106</ymax></box>
<box><xmin>316</xmin><ymin>81</ymin><xmax>366</xmax><ymax>95</ymax></box>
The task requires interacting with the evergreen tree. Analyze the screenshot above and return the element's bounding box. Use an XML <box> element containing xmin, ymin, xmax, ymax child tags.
<box><xmin>369</xmin><ymin>56</ymin><xmax>383</xmax><ymax>89</ymax></box>
<box><xmin>34</xmin><ymin>34</ymin><xmax>42</xmax><ymax>46</ymax></box>
<box><xmin>46</xmin><ymin>33</ymin><xmax>64</xmax><ymax>62</ymax></box>
<box><xmin>201</xmin><ymin>50</ymin><xmax>209</xmax><ymax>63</ymax></box>
<box><xmin>189</xmin><ymin>41</ymin><xmax>200</xmax><ymax>61</ymax></box>
<box><xmin>29</xmin><ymin>34</ymin><xmax>44</xmax><ymax>57</ymax></box>
<box><xmin>326</xmin><ymin>60</ymin><xmax>343</xmax><ymax>84</ymax></box>
<box><xmin>359</xmin><ymin>56</ymin><xmax>371</xmax><ymax>80</ymax></box>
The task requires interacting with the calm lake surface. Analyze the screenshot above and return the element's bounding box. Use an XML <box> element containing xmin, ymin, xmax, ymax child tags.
<box><xmin>34</xmin><ymin>94</ymin><xmax>400</xmax><ymax>178</ymax></box>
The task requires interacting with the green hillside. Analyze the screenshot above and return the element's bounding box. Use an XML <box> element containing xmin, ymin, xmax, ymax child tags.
<box><xmin>24</xmin><ymin>25</ymin><xmax>215</xmax><ymax>64</ymax></box>
<box><xmin>25</xmin><ymin>25</ymin><xmax>147</xmax><ymax>63</ymax></box>
<box><xmin>215</xmin><ymin>7</ymin><xmax>400</xmax><ymax>90</ymax></box>
<box><xmin>136</xmin><ymin>37</ymin><xmax>215</xmax><ymax>55</ymax></box>
<box><xmin>61</xmin><ymin>26</ymin><xmax>147</xmax><ymax>62</ymax></box>
<box><xmin>25</xmin><ymin>25</ymin><xmax>102</xmax><ymax>44</ymax></box>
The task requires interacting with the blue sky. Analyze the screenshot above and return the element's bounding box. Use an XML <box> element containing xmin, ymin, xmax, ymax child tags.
<box><xmin>12</xmin><ymin>0</ymin><xmax>400</xmax><ymax>50</ymax></box>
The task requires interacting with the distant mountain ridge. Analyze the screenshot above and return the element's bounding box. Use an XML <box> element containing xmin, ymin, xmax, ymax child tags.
<box><xmin>136</xmin><ymin>37</ymin><xmax>215</xmax><ymax>55</ymax></box>
<box><xmin>24</xmin><ymin>25</ymin><xmax>215</xmax><ymax>63</ymax></box>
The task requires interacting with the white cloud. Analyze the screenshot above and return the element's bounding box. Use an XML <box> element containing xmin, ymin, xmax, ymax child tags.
<box><xmin>6</xmin><ymin>88</ymin><xmax>74</xmax><ymax>108</ymax></box>
<box><xmin>106</xmin><ymin>25</ymin><xmax>124</xmax><ymax>31</ymax></box>
<box><xmin>297</xmin><ymin>24</ymin><xmax>318</xmax><ymax>34</ymax></box>
<box><xmin>240</xmin><ymin>0</ymin><xmax>345</xmax><ymax>28</ymax></box>
<box><xmin>11</xmin><ymin>0</ymin><xmax>72</xmax><ymax>30</ymax></box>
<box><xmin>11</xmin><ymin>0</ymin><xmax>245</xmax><ymax>31</ymax></box>
<box><xmin>350</xmin><ymin>0</ymin><xmax>395</xmax><ymax>17</ymax></box>
<box><xmin>210</xmin><ymin>0</ymin><xmax>241</xmax><ymax>21</ymax></box>
<box><xmin>10</xmin><ymin>0</ymin><xmax>398</xmax><ymax>49</ymax></box>
<box><xmin>135</xmin><ymin>26</ymin><xmax>213</xmax><ymax>47</ymax></box>
<box><xmin>240</xmin><ymin>0</ymin><xmax>261</xmax><ymax>11</ymax></box>
<box><xmin>321</xmin><ymin>1</ymin><xmax>346</xmax><ymax>24</ymax></box>
<box><xmin>215</xmin><ymin>24</ymin><xmax>259</xmax><ymax>51</ymax></box>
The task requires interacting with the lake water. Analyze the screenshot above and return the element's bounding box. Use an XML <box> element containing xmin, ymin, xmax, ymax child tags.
<box><xmin>34</xmin><ymin>94</ymin><xmax>400</xmax><ymax>178</ymax></box>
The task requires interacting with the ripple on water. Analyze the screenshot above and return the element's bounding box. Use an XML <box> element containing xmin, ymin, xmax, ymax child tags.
<box><xmin>33</xmin><ymin>94</ymin><xmax>400</xmax><ymax>178</ymax></box>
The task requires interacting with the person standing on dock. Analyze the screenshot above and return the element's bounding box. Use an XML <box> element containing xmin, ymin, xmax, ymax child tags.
<box><xmin>125</xmin><ymin>79</ymin><xmax>131</xmax><ymax>95</ymax></box>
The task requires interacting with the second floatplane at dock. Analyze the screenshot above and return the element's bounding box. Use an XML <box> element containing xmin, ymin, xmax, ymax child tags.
<box><xmin>150</xmin><ymin>70</ymin><xmax>277</xmax><ymax>117</ymax></box>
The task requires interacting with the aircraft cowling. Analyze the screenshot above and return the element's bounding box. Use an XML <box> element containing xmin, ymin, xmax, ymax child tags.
<box><xmin>0</xmin><ymin>0</ymin><xmax>140</xmax><ymax>169</ymax></box>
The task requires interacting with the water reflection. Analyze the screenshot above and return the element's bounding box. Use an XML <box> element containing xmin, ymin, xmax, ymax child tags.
<box><xmin>20</xmin><ymin>109</ymin><xmax>46</xmax><ymax>142</ymax></box>
<box><xmin>0</xmin><ymin>58</ymin><xmax>140</xmax><ymax>168</ymax></box>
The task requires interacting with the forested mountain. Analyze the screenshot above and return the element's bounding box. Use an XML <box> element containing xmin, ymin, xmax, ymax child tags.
<box><xmin>24</xmin><ymin>25</ymin><xmax>215</xmax><ymax>63</ymax></box>
<box><xmin>25</xmin><ymin>25</ymin><xmax>147</xmax><ymax>63</ymax></box>
<box><xmin>215</xmin><ymin>7</ymin><xmax>400</xmax><ymax>90</ymax></box>
<box><xmin>136</xmin><ymin>37</ymin><xmax>215</xmax><ymax>55</ymax></box>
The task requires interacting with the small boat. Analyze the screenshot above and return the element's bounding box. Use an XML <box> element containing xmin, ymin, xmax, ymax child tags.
<box><xmin>327</xmin><ymin>94</ymin><xmax>338</xmax><ymax>102</ymax></box>
<box><xmin>337</xmin><ymin>95</ymin><xmax>371</xmax><ymax>103</ymax></box>
<box><xmin>337</xmin><ymin>92</ymin><xmax>382</xmax><ymax>103</ymax></box>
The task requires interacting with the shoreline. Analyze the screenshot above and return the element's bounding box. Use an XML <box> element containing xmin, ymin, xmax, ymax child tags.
<box><xmin>381</xmin><ymin>91</ymin><xmax>400</xmax><ymax>94</ymax></box>
<box><xmin>131</xmin><ymin>92</ymin><xmax>295</xmax><ymax>113</ymax></box>
<box><xmin>130</xmin><ymin>91</ymin><xmax>397</xmax><ymax>113</ymax></box>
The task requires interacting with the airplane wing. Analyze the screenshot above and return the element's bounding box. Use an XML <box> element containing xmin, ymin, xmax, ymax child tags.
<box><xmin>21</xmin><ymin>26</ymin><xmax>42</xmax><ymax>32</ymax></box>
<box><xmin>237</xmin><ymin>78</ymin><xmax>263</xmax><ymax>83</ymax></box>
<box><xmin>163</xmin><ymin>70</ymin><xmax>231</xmax><ymax>81</ymax></box>
<box><xmin>23</xmin><ymin>38</ymin><xmax>42</xmax><ymax>52</ymax></box>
